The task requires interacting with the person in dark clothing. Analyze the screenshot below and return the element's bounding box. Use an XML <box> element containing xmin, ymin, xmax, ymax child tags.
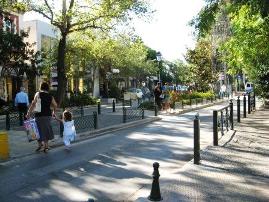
<box><xmin>154</xmin><ymin>82</ymin><xmax>162</xmax><ymax>110</ymax></box>
<box><xmin>26</xmin><ymin>82</ymin><xmax>58</xmax><ymax>153</ymax></box>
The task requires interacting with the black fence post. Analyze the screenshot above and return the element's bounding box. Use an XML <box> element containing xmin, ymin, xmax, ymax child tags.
<box><xmin>237</xmin><ymin>96</ymin><xmax>240</xmax><ymax>123</ymax></box>
<box><xmin>112</xmin><ymin>99</ymin><xmax>116</xmax><ymax>112</ymax></box>
<box><xmin>93</xmin><ymin>111</ymin><xmax>98</xmax><ymax>129</ymax></box>
<box><xmin>19</xmin><ymin>111</ymin><xmax>23</xmax><ymax>126</ymax></box>
<box><xmin>154</xmin><ymin>105</ymin><xmax>158</xmax><ymax>116</ymax></box>
<box><xmin>213</xmin><ymin>110</ymin><xmax>218</xmax><ymax>146</ymax></box>
<box><xmin>243</xmin><ymin>94</ymin><xmax>247</xmax><ymax>118</ymax></box>
<box><xmin>148</xmin><ymin>162</ymin><xmax>162</xmax><ymax>201</ymax></box>
<box><xmin>98</xmin><ymin>102</ymin><xmax>101</xmax><ymax>115</ymax></box>
<box><xmin>60</xmin><ymin>114</ymin><xmax>64</xmax><ymax>137</ymax></box>
<box><xmin>229</xmin><ymin>99</ymin><xmax>234</xmax><ymax>130</ymax></box>
<box><xmin>80</xmin><ymin>105</ymin><xmax>84</xmax><ymax>117</ymax></box>
<box><xmin>6</xmin><ymin>112</ymin><xmax>10</xmax><ymax>130</ymax></box>
<box><xmin>248</xmin><ymin>93</ymin><xmax>251</xmax><ymax>114</ymax></box>
<box><xmin>142</xmin><ymin>109</ymin><xmax>145</xmax><ymax>119</ymax></box>
<box><xmin>194</xmin><ymin>113</ymin><xmax>200</xmax><ymax>165</ymax></box>
<box><xmin>123</xmin><ymin>107</ymin><xmax>127</xmax><ymax>123</ymax></box>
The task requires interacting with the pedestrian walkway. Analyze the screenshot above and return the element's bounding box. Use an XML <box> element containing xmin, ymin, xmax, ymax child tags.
<box><xmin>135</xmin><ymin>107</ymin><xmax>269</xmax><ymax>202</ymax></box>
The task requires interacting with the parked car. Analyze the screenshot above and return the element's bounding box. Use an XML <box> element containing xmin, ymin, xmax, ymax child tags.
<box><xmin>245</xmin><ymin>82</ymin><xmax>254</xmax><ymax>93</ymax></box>
<box><xmin>127</xmin><ymin>88</ymin><xmax>143</xmax><ymax>99</ymax></box>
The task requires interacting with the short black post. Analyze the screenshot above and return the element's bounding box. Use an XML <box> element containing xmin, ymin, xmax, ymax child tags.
<box><xmin>253</xmin><ymin>92</ymin><xmax>256</xmax><ymax>110</ymax></box>
<box><xmin>19</xmin><ymin>111</ymin><xmax>23</xmax><ymax>126</ymax></box>
<box><xmin>80</xmin><ymin>105</ymin><xmax>84</xmax><ymax>117</ymax></box>
<box><xmin>213</xmin><ymin>110</ymin><xmax>218</xmax><ymax>146</ymax></box>
<box><xmin>93</xmin><ymin>111</ymin><xmax>98</xmax><ymax>129</ymax></box>
<box><xmin>97</xmin><ymin>102</ymin><xmax>101</xmax><ymax>115</ymax></box>
<box><xmin>229</xmin><ymin>99</ymin><xmax>234</xmax><ymax>130</ymax></box>
<box><xmin>6</xmin><ymin>112</ymin><xmax>10</xmax><ymax>130</ymax></box>
<box><xmin>60</xmin><ymin>114</ymin><xmax>64</xmax><ymax>137</ymax></box>
<box><xmin>194</xmin><ymin>113</ymin><xmax>200</xmax><ymax>165</ymax></box>
<box><xmin>243</xmin><ymin>94</ymin><xmax>247</xmax><ymax>118</ymax></box>
<box><xmin>148</xmin><ymin>162</ymin><xmax>162</xmax><ymax>201</ymax></box>
<box><xmin>130</xmin><ymin>98</ymin><xmax>132</xmax><ymax>107</ymax></box>
<box><xmin>248</xmin><ymin>93</ymin><xmax>251</xmax><ymax>114</ymax></box>
<box><xmin>237</xmin><ymin>96</ymin><xmax>240</xmax><ymax>123</ymax></box>
<box><xmin>154</xmin><ymin>105</ymin><xmax>158</xmax><ymax>116</ymax></box>
<box><xmin>142</xmin><ymin>109</ymin><xmax>145</xmax><ymax>119</ymax></box>
<box><xmin>112</xmin><ymin>99</ymin><xmax>116</xmax><ymax>112</ymax></box>
<box><xmin>123</xmin><ymin>107</ymin><xmax>127</xmax><ymax>123</ymax></box>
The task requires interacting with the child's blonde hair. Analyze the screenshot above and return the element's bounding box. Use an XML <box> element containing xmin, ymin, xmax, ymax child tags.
<box><xmin>63</xmin><ymin>110</ymin><xmax>72</xmax><ymax>121</ymax></box>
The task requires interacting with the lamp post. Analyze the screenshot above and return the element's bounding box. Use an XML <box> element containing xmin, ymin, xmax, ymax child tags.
<box><xmin>156</xmin><ymin>52</ymin><xmax>162</xmax><ymax>82</ymax></box>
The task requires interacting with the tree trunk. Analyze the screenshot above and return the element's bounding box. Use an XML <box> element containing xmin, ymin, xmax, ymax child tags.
<box><xmin>56</xmin><ymin>34</ymin><xmax>67</xmax><ymax>106</ymax></box>
<box><xmin>93</xmin><ymin>66</ymin><xmax>100</xmax><ymax>97</ymax></box>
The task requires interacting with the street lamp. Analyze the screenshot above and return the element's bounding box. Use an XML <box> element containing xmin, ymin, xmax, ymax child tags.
<box><xmin>156</xmin><ymin>52</ymin><xmax>162</xmax><ymax>82</ymax></box>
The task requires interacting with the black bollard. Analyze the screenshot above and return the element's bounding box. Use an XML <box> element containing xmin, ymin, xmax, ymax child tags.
<box><xmin>123</xmin><ymin>107</ymin><xmax>127</xmax><ymax>123</ymax></box>
<box><xmin>213</xmin><ymin>110</ymin><xmax>218</xmax><ymax>146</ymax></box>
<box><xmin>229</xmin><ymin>99</ymin><xmax>234</xmax><ymax>130</ymax></box>
<box><xmin>237</xmin><ymin>96</ymin><xmax>240</xmax><ymax>123</ymax></box>
<box><xmin>243</xmin><ymin>94</ymin><xmax>247</xmax><ymax>118</ymax></box>
<box><xmin>112</xmin><ymin>99</ymin><xmax>116</xmax><ymax>112</ymax></box>
<box><xmin>80</xmin><ymin>105</ymin><xmax>84</xmax><ymax>117</ymax></box>
<box><xmin>253</xmin><ymin>92</ymin><xmax>256</xmax><ymax>110</ymax></box>
<box><xmin>142</xmin><ymin>109</ymin><xmax>145</xmax><ymax>119</ymax></box>
<box><xmin>194</xmin><ymin>113</ymin><xmax>200</xmax><ymax>164</ymax></box>
<box><xmin>148</xmin><ymin>162</ymin><xmax>162</xmax><ymax>201</ymax></box>
<box><xmin>60</xmin><ymin>114</ymin><xmax>64</xmax><ymax>137</ymax></box>
<box><xmin>248</xmin><ymin>93</ymin><xmax>251</xmax><ymax>114</ymax></box>
<box><xmin>93</xmin><ymin>111</ymin><xmax>98</xmax><ymax>129</ymax></box>
<box><xmin>154</xmin><ymin>105</ymin><xmax>158</xmax><ymax>116</ymax></box>
<box><xmin>6</xmin><ymin>112</ymin><xmax>10</xmax><ymax>130</ymax></box>
<box><xmin>97</xmin><ymin>102</ymin><xmax>101</xmax><ymax>115</ymax></box>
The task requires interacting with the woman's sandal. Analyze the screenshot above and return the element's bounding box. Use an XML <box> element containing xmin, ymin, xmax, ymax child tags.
<box><xmin>43</xmin><ymin>148</ymin><xmax>49</xmax><ymax>153</ymax></box>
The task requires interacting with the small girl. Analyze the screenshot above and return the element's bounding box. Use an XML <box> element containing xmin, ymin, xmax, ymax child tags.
<box><xmin>55</xmin><ymin>110</ymin><xmax>76</xmax><ymax>150</ymax></box>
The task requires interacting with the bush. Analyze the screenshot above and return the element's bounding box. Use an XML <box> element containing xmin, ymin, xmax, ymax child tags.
<box><xmin>139</xmin><ymin>101</ymin><xmax>155</xmax><ymax>110</ymax></box>
<box><xmin>108</xmin><ymin>84</ymin><xmax>121</xmax><ymax>100</ymax></box>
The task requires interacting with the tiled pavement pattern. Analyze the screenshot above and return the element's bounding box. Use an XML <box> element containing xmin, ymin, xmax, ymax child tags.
<box><xmin>141</xmin><ymin>108</ymin><xmax>269</xmax><ymax>202</ymax></box>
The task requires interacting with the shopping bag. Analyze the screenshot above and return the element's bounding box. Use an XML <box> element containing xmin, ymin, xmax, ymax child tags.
<box><xmin>24</xmin><ymin>119</ymin><xmax>40</xmax><ymax>142</ymax></box>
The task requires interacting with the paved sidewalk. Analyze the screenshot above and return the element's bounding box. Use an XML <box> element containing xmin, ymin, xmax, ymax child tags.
<box><xmin>134</xmin><ymin>108</ymin><xmax>269</xmax><ymax>202</ymax></box>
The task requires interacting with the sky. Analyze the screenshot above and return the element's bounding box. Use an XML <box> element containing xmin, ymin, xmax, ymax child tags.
<box><xmin>23</xmin><ymin>0</ymin><xmax>205</xmax><ymax>62</ymax></box>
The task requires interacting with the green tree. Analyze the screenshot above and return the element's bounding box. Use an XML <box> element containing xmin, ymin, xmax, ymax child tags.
<box><xmin>24</xmin><ymin>0</ymin><xmax>151</xmax><ymax>105</ymax></box>
<box><xmin>185</xmin><ymin>39</ymin><xmax>217</xmax><ymax>91</ymax></box>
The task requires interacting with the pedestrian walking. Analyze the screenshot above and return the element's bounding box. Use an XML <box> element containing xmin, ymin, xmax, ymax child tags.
<box><xmin>54</xmin><ymin>110</ymin><xmax>76</xmax><ymax>150</ymax></box>
<box><xmin>15</xmin><ymin>87</ymin><xmax>29</xmax><ymax>120</ymax></box>
<box><xmin>26</xmin><ymin>82</ymin><xmax>58</xmax><ymax>153</ymax></box>
<box><xmin>154</xmin><ymin>82</ymin><xmax>162</xmax><ymax>110</ymax></box>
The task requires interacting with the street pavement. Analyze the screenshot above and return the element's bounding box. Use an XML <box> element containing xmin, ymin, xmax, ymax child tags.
<box><xmin>0</xmin><ymin>97</ymin><xmax>267</xmax><ymax>202</ymax></box>
<box><xmin>0</xmin><ymin>99</ymin><xmax>230</xmax><ymax>201</ymax></box>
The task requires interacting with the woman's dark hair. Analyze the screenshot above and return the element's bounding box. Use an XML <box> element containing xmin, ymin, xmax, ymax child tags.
<box><xmin>40</xmin><ymin>82</ymin><xmax>49</xmax><ymax>91</ymax></box>
<box><xmin>63</xmin><ymin>110</ymin><xmax>72</xmax><ymax>122</ymax></box>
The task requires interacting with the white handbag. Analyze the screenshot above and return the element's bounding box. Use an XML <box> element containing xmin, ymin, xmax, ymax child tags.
<box><xmin>33</xmin><ymin>92</ymin><xmax>41</xmax><ymax>113</ymax></box>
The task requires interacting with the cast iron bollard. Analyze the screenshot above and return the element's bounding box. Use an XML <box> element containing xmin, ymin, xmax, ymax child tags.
<box><xmin>154</xmin><ymin>105</ymin><xmax>158</xmax><ymax>116</ymax></box>
<box><xmin>93</xmin><ymin>111</ymin><xmax>98</xmax><ymax>129</ymax></box>
<box><xmin>112</xmin><ymin>99</ymin><xmax>116</xmax><ymax>112</ymax></box>
<box><xmin>237</xmin><ymin>96</ymin><xmax>240</xmax><ymax>123</ymax></box>
<box><xmin>97</xmin><ymin>102</ymin><xmax>101</xmax><ymax>115</ymax></box>
<box><xmin>123</xmin><ymin>107</ymin><xmax>127</xmax><ymax>123</ymax></box>
<box><xmin>142</xmin><ymin>109</ymin><xmax>145</xmax><ymax>119</ymax></box>
<box><xmin>229</xmin><ymin>99</ymin><xmax>234</xmax><ymax>130</ymax></box>
<box><xmin>243</xmin><ymin>94</ymin><xmax>247</xmax><ymax>118</ymax></box>
<box><xmin>5</xmin><ymin>112</ymin><xmax>10</xmax><ymax>131</ymax></box>
<box><xmin>213</xmin><ymin>110</ymin><xmax>218</xmax><ymax>146</ymax></box>
<box><xmin>248</xmin><ymin>93</ymin><xmax>251</xmax><ymax>114</ymax></box>
<box><xmin>253</xmin><ymin>93</ymin><xmax>256</xmax><ymax>110</ymax></box>
<box><xmin>194</xmin><ymin>113</ymin><xmax>200</xmax><ymax>164</ymax></box>
<box><xmin>148</xmin><ymin>162</ymin><xmax>162</xmax><ymax>201</ymax></box>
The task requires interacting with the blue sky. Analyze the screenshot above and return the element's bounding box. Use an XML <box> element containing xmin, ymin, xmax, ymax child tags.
<box><xmin>24</xmin><ymin>0</ymin><xmax>205</xmax><ymax>62</ymax></box>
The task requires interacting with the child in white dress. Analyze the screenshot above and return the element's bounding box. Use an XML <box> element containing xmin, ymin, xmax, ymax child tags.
<box><xmin>55</xmin><ymin>110</ymin><xmax>76</xmax><ymax>150</ymax></box>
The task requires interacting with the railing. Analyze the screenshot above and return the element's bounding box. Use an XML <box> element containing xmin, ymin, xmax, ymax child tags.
<box><xmin>174</xmin><ymin>96</ymin><xmax>218</xmax><ymax>110</ymax></box>
<box><xmin>213</xmin><ymin>100</ymin><xmax>234</xmax><ymax>146</ymax></box>
<box><xmin>123</xmin><ymin>107</ymin><xmax>144</xmax><ymax>123</ymax></box>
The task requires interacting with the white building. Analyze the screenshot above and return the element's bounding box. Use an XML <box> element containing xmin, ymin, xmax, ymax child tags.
<box><xmin>23</xmin><ymin>20</ymin><xmax>59</xmax><ymax>89</ymax></box>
